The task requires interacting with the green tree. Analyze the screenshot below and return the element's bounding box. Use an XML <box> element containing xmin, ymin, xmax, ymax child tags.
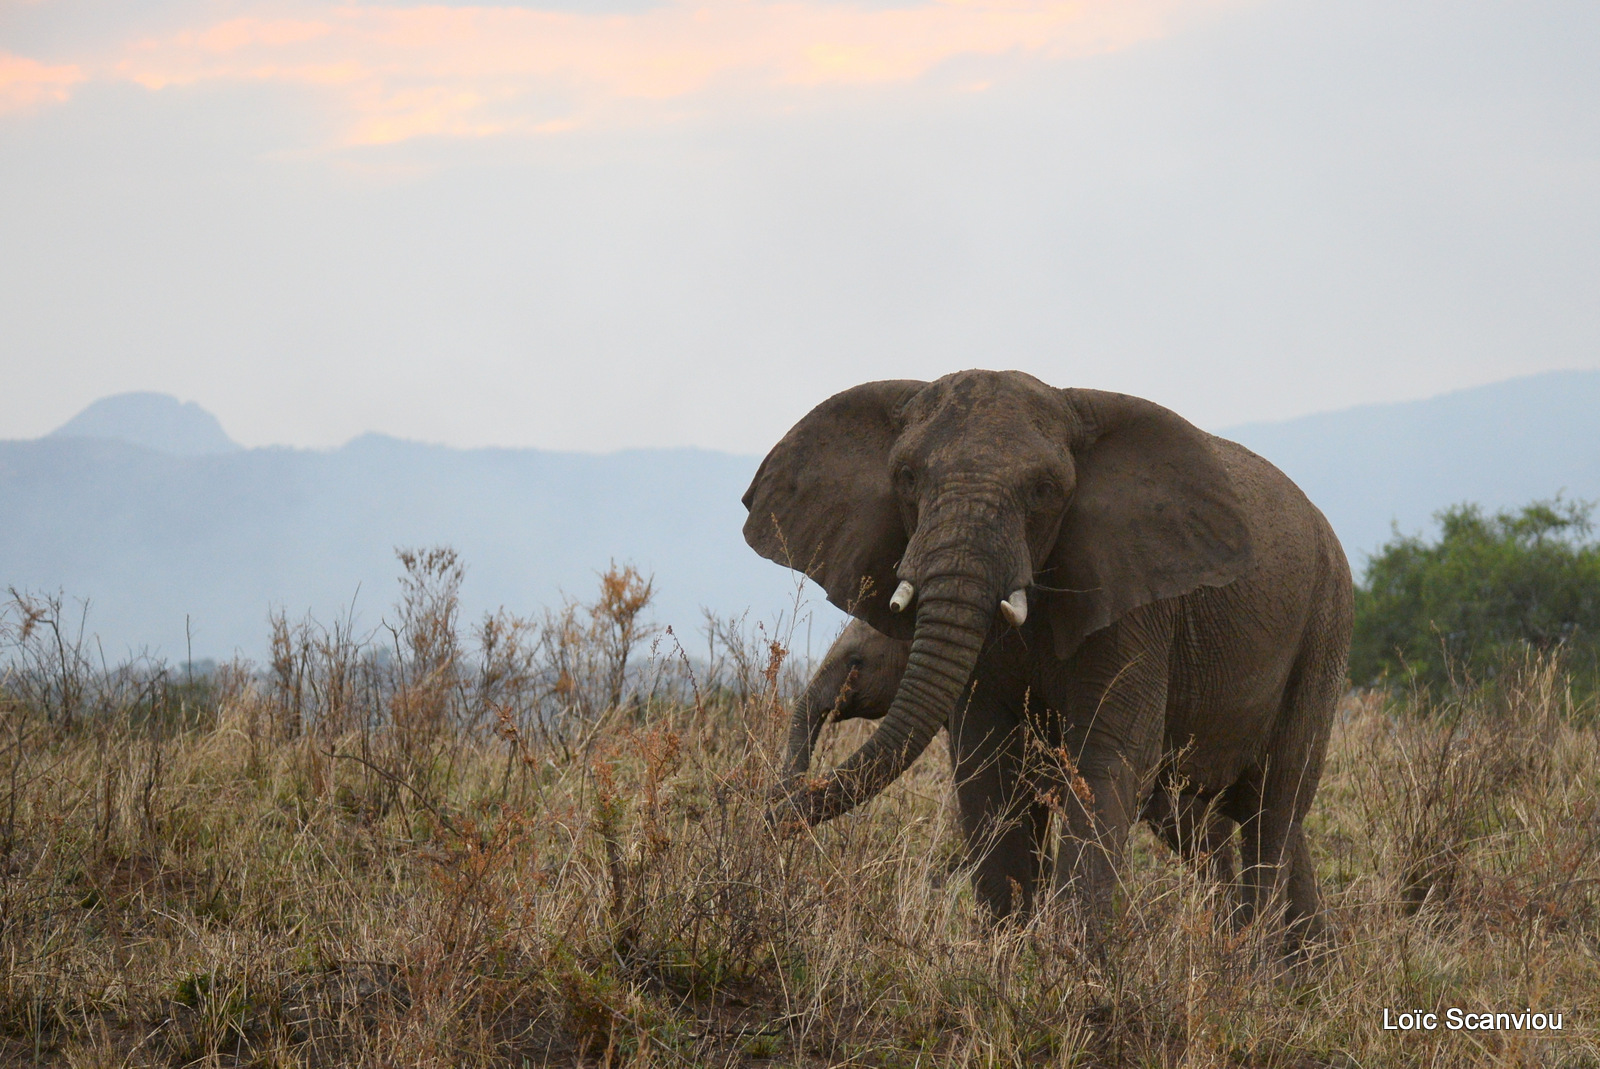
<box><xmin>1352</xmin><ymin>499</ymin><xmax>1600</xmax><ymax>690</ymax></box>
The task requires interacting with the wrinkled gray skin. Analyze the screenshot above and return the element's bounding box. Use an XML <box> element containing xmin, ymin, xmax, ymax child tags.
<box><xmin>744</xmin><ymin>371</ymin><xmax>1352</xmax><ymax>948</ymax></box>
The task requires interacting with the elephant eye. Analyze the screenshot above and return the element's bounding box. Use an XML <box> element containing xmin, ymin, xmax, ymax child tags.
<box><xmin>895</xmin><ymin>466</ymin><xmax>916</xmax><ymax>494</ymax></box>
<box><xmin>1031</xmin><ymin>478</ymin><xmax>1059</xmax><ymax>505</ymax></box>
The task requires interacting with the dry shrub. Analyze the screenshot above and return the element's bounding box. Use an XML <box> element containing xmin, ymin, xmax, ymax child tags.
<box><xmin>0</xmin><ymin>565</ymin><xmax>1597</xmax><ymax>1067</ymax></box>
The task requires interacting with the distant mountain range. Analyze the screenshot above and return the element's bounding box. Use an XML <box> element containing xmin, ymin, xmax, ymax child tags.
<box><xmin>5</xmin><ymin>396</ymin><xmax>809</xmax><ymax>661</ymax></box>
<box><xmin>5</xmin><ymin>372</ymin><xmax>1599</xmax><ymax>661</ymax></box>
<box><xmin>1225</xmin><ymin>369</ymin><xmax>1600</xmax><ymax>560</ymax></box>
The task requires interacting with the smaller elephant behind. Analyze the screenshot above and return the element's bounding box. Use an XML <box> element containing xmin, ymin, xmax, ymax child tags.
<box><xmin>781</xmin><ymin>619</ymin><xmax>912</xmax><ymax>783</ymax></box>
<box><xmin>780</xmin><ymin>620</ymin><xmax>1239</xmax><ymax>896</ymax></box>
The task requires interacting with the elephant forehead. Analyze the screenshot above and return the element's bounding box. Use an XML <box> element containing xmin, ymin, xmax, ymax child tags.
<box><xmin>897</xmin><ymin>373</ymin><xmax>1074</xmax><ymax>466</ymax></box>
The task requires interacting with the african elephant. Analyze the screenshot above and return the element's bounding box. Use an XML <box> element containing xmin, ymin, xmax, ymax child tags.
<box><xmin>744</xmin><ymin>371</ymin><xmax>1351</xmax><ymax>947</ymax></box>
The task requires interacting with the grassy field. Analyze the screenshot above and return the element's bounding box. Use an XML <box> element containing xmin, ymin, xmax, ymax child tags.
<box><xmin>1</xmin><ymin>557</ymin><xmax>1597</xmax><ymax>1067</ymax></box>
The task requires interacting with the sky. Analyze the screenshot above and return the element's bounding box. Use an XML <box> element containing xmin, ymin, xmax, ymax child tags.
<box><xmin>3</xmin><ymin>0</ymin><xmax>1598</xmax><ymax>454</ymax></box>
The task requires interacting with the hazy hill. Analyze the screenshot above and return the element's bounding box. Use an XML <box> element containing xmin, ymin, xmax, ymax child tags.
<box><xmin>1225</xmin><ymin>369</ymin><xmax>1600</xmax><ymax>561</ymax></box>
<box><xmin>5</xmin><ymin>371</ymin><xmax>1600</xmax><ymax>661</ymax></box>
<box><xmin>47</xmin><ymin>392</ymin><xmax>241</xmax><ymax>456</ymax></box>
<box><xmin>0</xmin><ymin>424</ymin><xmax>816</xmax><ymax>662</ymax></box>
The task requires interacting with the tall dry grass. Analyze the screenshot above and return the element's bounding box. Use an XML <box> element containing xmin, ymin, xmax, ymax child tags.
<box><xmin>0</xmin><ymin>557</ymin><xmax>1596</xmax><ymax>1067</ymax></box>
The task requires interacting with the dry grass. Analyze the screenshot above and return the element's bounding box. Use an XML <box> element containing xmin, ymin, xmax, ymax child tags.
<box><xmin>1</xmin><ymin>557</ymin><xmax>1598</xmax><ymax>1067</ymax></box>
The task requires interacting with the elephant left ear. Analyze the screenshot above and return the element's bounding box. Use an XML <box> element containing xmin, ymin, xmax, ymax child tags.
<box><xmin>1046</xmin><ymin>389</ymin><xmax>1253</xmax><ymax>660</ymax></box>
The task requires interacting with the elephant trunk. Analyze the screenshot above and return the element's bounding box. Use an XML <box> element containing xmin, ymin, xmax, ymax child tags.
<box><xmin>783</xmin><ymin>659</ymin><xmax>855</xmax><ymax>780</ymax></box>
<box><xmin>790</xmin><ymin>572</ymin><xmax>993</xmax><ymax>826</ymax></box>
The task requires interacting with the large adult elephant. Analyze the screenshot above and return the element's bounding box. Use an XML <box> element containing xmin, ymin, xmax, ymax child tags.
<box><xmin>744</xmin><ymin>371</ymin><xmax>1351</xmax><ymax>944</ymax></box>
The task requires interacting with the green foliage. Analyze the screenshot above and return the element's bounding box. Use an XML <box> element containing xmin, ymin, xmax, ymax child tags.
<box><xmin>1352</xmin><ymin>498</ymin><xmax>1600</xmax><ymax>690</ymax></box>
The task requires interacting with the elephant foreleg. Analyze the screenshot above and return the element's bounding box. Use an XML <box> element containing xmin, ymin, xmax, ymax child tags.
<box><xmin>1049</xmin><ymin>756</ymin><xmax>1140</xmax><ymax>944</ymax></box>
<box><xmin>1044</xmin><ymin>607</ymin><xmax>1174</xmax><ymax>939</ymax></box>
<box><xmin>949</xmin><ymin>710</ymin><xmax>1050</xmax><ymax>920</ymax></box>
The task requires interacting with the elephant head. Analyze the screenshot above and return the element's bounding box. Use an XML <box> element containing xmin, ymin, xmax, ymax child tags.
<box><xmin>783</xmin><ymin>619</ymin><xmax>911</xmax><ymax>783</ymax></box>
<box><xmin>744</xmin><ymin>370</ymin><xmax>1251</xmax><ymax>826</ymax></box>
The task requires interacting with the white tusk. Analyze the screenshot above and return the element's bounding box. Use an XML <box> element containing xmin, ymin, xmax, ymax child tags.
<box><xmin>999</xmin><ymin>589</ymin><xmax>1028</xmax><ymax>627</ymax></box>
<box><xmin>889</xmin><ymin>580</ymin><xmax>915</xmax><ymax>613</ymax></box>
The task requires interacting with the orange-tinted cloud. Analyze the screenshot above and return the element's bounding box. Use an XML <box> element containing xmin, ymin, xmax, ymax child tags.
<box><xmin>0</xmin><ymin>52</ymin><xmax>85</xmax><ymax>113</ymax></box>
<box><xmin>14</xmin><ymin>0</ymin><xmax>1238</xmax><ymax>142</ymax></box>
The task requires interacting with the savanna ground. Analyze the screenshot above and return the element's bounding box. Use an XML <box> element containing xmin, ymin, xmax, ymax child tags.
<box><xmin>1</xmin><ymin>552</ymin><xmax>1597</xmax><ymax>1067</ymax></box>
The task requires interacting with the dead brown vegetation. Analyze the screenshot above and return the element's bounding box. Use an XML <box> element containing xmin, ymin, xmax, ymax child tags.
<box><xmin>0</xmin><ymin>555</ymin><xmax>1596</xmax><ymax>1067</ymax></box>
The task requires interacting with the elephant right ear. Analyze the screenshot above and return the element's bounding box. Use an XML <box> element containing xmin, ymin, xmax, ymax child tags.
<box><xmin>743</xmin><ymin>380</ymin><xmax>926</xmax><ymax>639</ymax></box>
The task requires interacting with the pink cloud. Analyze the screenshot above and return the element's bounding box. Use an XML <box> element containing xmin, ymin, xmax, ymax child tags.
<box><xmin>12</xmin><ymin>0</ymin><xmax>1239</xmax><ymax>142</ymax></box>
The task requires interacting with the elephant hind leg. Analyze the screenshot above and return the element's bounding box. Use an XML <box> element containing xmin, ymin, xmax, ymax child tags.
<box><xmin>1232</xmin><ymin>616</ymin><xmax>1346</xmax><ymax>953</ymax></box>
<box><xmin>1230</xmin><ymin>755</ymin><xmax>1327</xmax><ymax>949</ymax></box>
<box><xmin>1281</xmin><ymin>825</ymin><xmax>1327</xmax><ymax>955</ymax></box>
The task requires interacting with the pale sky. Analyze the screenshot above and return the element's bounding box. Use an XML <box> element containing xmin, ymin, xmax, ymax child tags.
<box><xmin>3</xmin><ymin>0</ymin><xmax>1598</xmax><ymax>453</ymax></box>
